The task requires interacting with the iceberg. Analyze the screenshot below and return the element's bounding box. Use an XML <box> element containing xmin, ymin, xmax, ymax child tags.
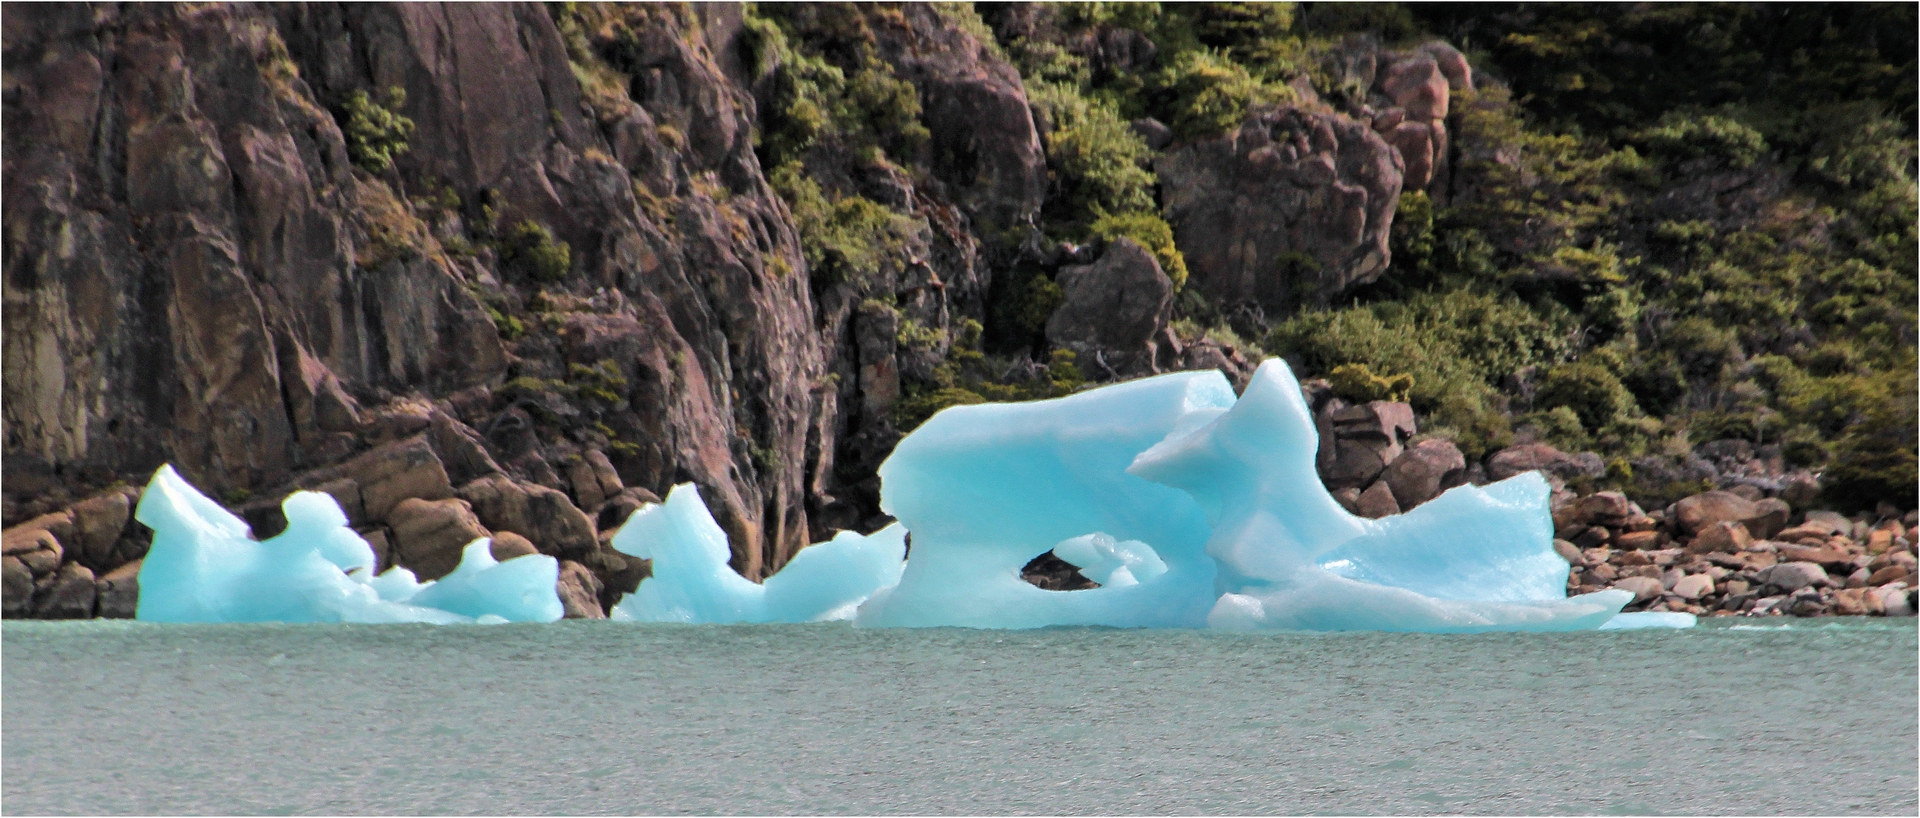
<box><xmin>611</xmin><ymin>360</ymin><xmax>1666</xmax><ymax>632</ymax></box>
<box><xmin>131</xmin><ymin>356</ymin><xmax>1677</xmax><ymax>633</ymax></box>
<box><xmin>133</xmin><ymin>465</ymin><xmax>562</xmax><ymax>624</ymax></box>
<box><xmin>853</xmin><ymin>372</ymin><xmax>1235</xmax><ymax>629</ymax></box>
<box><xmin>609</xmin><ymin>483</ymin><xmax>906</xmax><ymax>623</ymax></box>
<box><xmin>1128</xmin><ymin>361</ymin><xmax>1634</xmax><ymax>633</ymax></box>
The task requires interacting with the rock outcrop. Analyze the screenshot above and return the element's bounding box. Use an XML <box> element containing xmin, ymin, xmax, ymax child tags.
<box><xmin>1045</xmin><ymin>238</ymin><xmax>1175</xmax><ymax>377</ymax></box>
<box><xmin>1157</xmin><ymin>107</ymin><xmax>1403</xmax><ymax>317</ymax></box>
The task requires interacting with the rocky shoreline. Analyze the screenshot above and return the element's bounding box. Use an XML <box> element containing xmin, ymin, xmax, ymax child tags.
<box><xmin>6</xmin><ymin>380</ymin><xmax>1914</xmax><ymax>623</ymax></box>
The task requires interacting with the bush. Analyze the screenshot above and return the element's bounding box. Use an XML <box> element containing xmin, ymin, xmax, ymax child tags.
<box><xmin>1535</xmin><ymin>361</ymin><xmax>1639</xmax><ymax>432</ymax></box>
<box><xmin>1632</xmin><ymin>112</ymin><xmax>1768</xmax><ymax>169</ymax></box>
<box><xmin>1328</xmin><ymin>363</ymin><xmax>1412</xmax><ymax>403</ymax></box>
<box><xmin>1087</xmin><ymin>211</ymin><xmax>1189</xmax><ymax>290</ymax></box>
<box><xmin>773</xmin><ymin>162</ymin><xmax>922</xmax><ymax>287</ymax></box>
<box><xmin>1029</xmin><ymin>80</ymin><xmax>1158</xmax><ymax>222</ymax></box>
<box><xmin>501</xmin><ymin>221</ymin><xmax>572</xmax><ymax>283</ymax></box>
<box><xmin>340</xmin><ymin>87</ymin><xmax>415</xmax><ymax>174</ymax></box>
<box><xmin>1152</xmin><ymin>49</ymin><xmax>1292</xmax><ymax>140</ymax></box>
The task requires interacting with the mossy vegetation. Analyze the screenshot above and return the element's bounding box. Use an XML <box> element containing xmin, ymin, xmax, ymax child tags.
<box><xmin>338</xmin><ymin>87</ymin><xmax>414</xmax><ymax>174</ymax></box>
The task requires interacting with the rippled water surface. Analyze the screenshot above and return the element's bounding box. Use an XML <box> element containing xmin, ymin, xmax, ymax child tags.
<box><xmin>3</xmin><ymin>618</ymin><xmax>1914</xmax><ymax>815</ymax></box>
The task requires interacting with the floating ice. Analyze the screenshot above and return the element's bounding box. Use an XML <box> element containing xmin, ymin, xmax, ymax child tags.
<box><xmin>408</xmin><ymin>540</ymin><xmax>564</xmax><ymax>623</ymax></box>
<box><xmin>1123</xmin><ymin>361</ymin><xmax>1632</xmax><ymax>632</ymax></box>
<box><xmin>133</xmin><ymin>465</ymin><xmax>561</xmax><ymax>624</ymax></box>
<box><xmin>851</xmin><ymin>360</ymin><xmax>1646</xmax><ymax>632</ymax></box>
<box><xmin>854</xmin><ymin>372</ymin><xmax>1235</xmax><ymax>629</ymax></box>
<box><xmin>609</xmin><ymin>484</ymin><xmax>906</xmax><ymax>623</ymax></box>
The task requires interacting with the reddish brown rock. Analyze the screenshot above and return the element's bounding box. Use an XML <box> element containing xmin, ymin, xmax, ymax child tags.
<box><xmin>1671</xmin><ymin>491</ymin><xmax>1760</xmax><ymax>537</ymax></box>
<box><xmin>1157</xmin><ymin>107</ymin><xmax>1403</xmax><ymax>315</ymax></box>
<box><xmin>386</xmin><ymin>497</ymin><xmax>490</xmax><ymax>581</ymax></box>
<box><xmin>1046</xmin><ymin>238</ymin><xmax>1177</xmax><ymax>377</ymax></box>
<box><xmin>458</xmin><ymin>474</ymin><xmax>598</xmax><ymax>562</ymax></box>
<box><xmin>1383</xmin><ymin>438</ymin><xmax>1467</xmax><ymax>509</ymax></box>
<box><xmin>33</xmin><ymin>562</ymin><xmax>97</xmax><ymax>619</ymax></box>
<box><xmin>488</xmin><ymin>531</ymin><xmax>540</xmax><ymax>562</ymax></box>
<box><xmin>1486</xmin><ymin>443</ymin><xmax>1599</xmax><ymax>483</ymax></box>
<box><xmin>94</xmin><ymin>560</ymin><xmax>142</xmax><ymax>619</ymax></box>
<box><xmin>1355</xmin><ymin>481</ymin><xmax>1401</xmax><ymax>519</ymax></box>
<box><xmin>556</xmin><ymin>560</ymin><xmax>607</xmax><ymax>619</ymax></box>
<box><xmin>1689</xmin><ymin>522</ymin><xmax>1753</xmax><ymax>554</ymax></box>
<box><xmin>342</xmin><ymin>436</ymin><xmax>456</xmax><ymax>524</ymax></box>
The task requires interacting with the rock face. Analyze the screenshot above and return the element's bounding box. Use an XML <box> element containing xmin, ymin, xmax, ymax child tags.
<box><xmin>1045</xmin><ymin>238</ymin><xmax>1175</xmax><ymax>377</ymax></box>
<box><xmin>1158</xmin><ymin>107</ymin><xmax>1403</xmax><ymax>317</ymax></box>
<box><xmin>3</xmin><ymin>2</ymin><xmax>1062</xmax><ymax>594</ymax></box>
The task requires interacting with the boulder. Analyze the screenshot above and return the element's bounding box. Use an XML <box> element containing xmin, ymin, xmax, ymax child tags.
<box><xmin>1671</xmin><ymin>573</ymin><xmax>1715</xmax><ymax>600</ymax></box>
<box><xmin>386</xmin><ymin>497</ymin><xmax>491</xmax><ymax>581</ymax></box>
<box><xmin>1615</xmin><ymin>530</ymin><xmax>1666</xmax><ymax>551</ymax></box>
<box><xmin>1156</xmin><ymin>107</ymin><xmax>1402</xmax><ymax>315</ymax></box>
<box><xmin>1611</xmin><ymin>576</ymin><xmax>1664</xmax><ymax>604</ymax></box>
<box><xmin>1552</xmin><ymin>539</ymin><xmax>1582</xmax><ymax>564</ymax></box>
<box><xmin>1801</xmin><ymin>510</ymin><xmax>1852</xmax><ymax>536</ymax></box>
<box><xmin>1671</xmin><ymin>491</ymin><xmax>1758</xmax><ymax>537</ymax></box>
<box><xmin>338</xmin><ymin>436</ymin><xmax>455</xmax><ymax>523</ymax></box>
<box><xmin>1831</xmin><ymin>587</ymin><xmax>1868</xmax><ymax>616</ymax></box>
<box><xmin>1744</xmin><ymin>498</ymin><xmax>1791</xmax><ymax>539</ymax></box>
<box><xmin>1777</xmin><ymin>474</ymin><xmax>1821</xmax><ymax>508</ymax></box>
<box><xmin>556</xmin><ymin>560</ymin><xmax>607</xmax><ymax>619</ymax></box>
<box><xmin>1866</xmin><ymin>566</ymin><xmax>1911</xmax><ymax>587</ymax></box>
<box><xmin>428</xmin><ymin>410</ymin><xmax>503</xmax><ymax>487</ymax></box>
<box><xmin>1383</xmin><ymin>439</ymin><xmax>1467</xmax><ymax>509</ymax></box>
<box><xmin>1322</xmin><ymin>439</ymin><xmax>1391</xmax><ymax>491</ymax></box>
<box><xmin>1688</xmin><ymin>521</ymin><xmax>1752</xmax><ymax>554</ymax></box>
<box><xmin>1045</xmin><ymin>238</ymin><xmax>1176</xmax><ymax>377</ymax></box>
<box><xmin>488</xmin><ymin>531</ymin><xmax>540</xmax><ymax>562</ymax></box>
<box><xmin>3</xmin><ymin>528</ymin><xmax>64</xmax><ymax>576</ymax></box>
<box><xmin>66</xmin><ymin>488</ymin><xmax>137</xmax><ymax>573</ymax></box>
<box><xmin>33</xmin><ymin>563</ymin><xmax>97</xmax><ymax>619</ymax></box>
<box><xmin>94</xmin><ymin>560</ymin><xmax>142</xmax><ymax>619</ymax></box>
<box><xmin>2</xmin><ymin>557</ymin><xmax>34</xmax><ymax>617</ymax></box>
<box><xmin>1355</xmin><ymin>481</ymin><xmax>1400</xmax><ymax>519</ymax></box>
<box><xmin>1485</xmin><ymin>443</ymin><xmax>1599</xmax><ymax>483</ymax></box>
<box><xmin>1328</xmin><ymin>401</ymin><xmax>1417</xmax><ymax>461</ymax></box>
<box><xmin>597</xmin><ymin>487</ymin><xmax>663</xmax><ymax>534</ymax></box>
<box><xmin>1877</xmin><ymin>585</ymin><xmax>1915</xmax><ymax>617</ymax></box>
<box><xmin>1563</xmin><ymin>491</ymin><xmax>1633</xmax><ymax>528</ymax></box>
<box><xmin>1759</xmin><ymin>562</ymin><xmax>1832</xmax><ymax>593</ymax></box>
<box><xmin>458</xmin><ymin>474</ymin><xmax>598</xmax><ymax>561</ymax></box>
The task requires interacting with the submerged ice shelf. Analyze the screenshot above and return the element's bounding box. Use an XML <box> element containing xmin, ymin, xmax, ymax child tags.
<box><xmin>130</xmin><ymin>359</ymin><xmax>1688</xmax><ymax>632</ymax></box>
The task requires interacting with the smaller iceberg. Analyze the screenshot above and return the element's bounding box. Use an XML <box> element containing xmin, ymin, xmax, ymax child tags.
<box><xmin>609</xmin><ymin>484</ymin><xmax>905</xmax><ymax>623</ymax></box>
<box><xmin>133</xmin><ymin>465</ymin><xmax>562</xmax><ymax>624</ymax></box>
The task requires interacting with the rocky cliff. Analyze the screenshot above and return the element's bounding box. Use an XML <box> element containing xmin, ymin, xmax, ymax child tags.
<box><xmin>9</xmin><ymin>3</ymin><xmax>1909</xmax><ymax>621</ymax></box>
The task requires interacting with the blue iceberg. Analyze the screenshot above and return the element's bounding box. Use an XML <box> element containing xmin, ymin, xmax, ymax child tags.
<box><xmin>608</xmin><ymin>484</ymin><xmax>906</xmax><ymax>623</ymax></box>
<box><xmin>854</xmin><ymin>372</ymin><xmax>1233</xmax><ymax>629</ymax></box>
<box><xmin>1128</xmin><ymin>361</ymin><xmax>1635</xmax><ymax>633</ymax></box>
<box><xmin>133</xmin><ymin>465</ymin><xmax>561</xmax><ymax>624</ymax></box>
<box><xmin>132</xmin><ymin>356</ymin><xmax>1676</xmax><ymax>633</ymax></box>
<box><xmin>847</xmin><ymin>359</ymin><xmax>1656</xmax><ymax>632</ymax></box>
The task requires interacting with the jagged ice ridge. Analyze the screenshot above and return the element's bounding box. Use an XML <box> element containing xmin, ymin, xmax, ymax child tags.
<box><xmin>131</xmin><ymin>360</ymin><xmax>1691</xmax><ymax>632</ymax></box>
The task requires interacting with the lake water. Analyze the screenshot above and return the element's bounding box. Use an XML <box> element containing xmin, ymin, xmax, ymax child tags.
<box><xmin>3</xmin><ymin>619</ymin><xmax>1914</xmax><ymax>815</ymax></box>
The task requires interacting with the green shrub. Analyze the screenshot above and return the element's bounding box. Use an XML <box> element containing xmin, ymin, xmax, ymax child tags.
<box><xmin>1030</xmin><ymin>80</ymin><xmax>1158</xmax><ymax>221</ymax></box>
<box><xmin>1087</xmin><ymin>211</ymin><xmax>1189</xmax><ymax>290</ymax></box>
<box><xmin>1535</xmin><ymin>361</ymin><xmax>1638</xmax><ymax>432</ymax></box>
<box><xmin>1152</xmin><ymin>49</ymin><xmax>1292</xmax><ymax>140</ymax></box>
<box><xmin>501</xmin><ymin>221</ymin><xmax>572</xmax><ymax>283</ymax></box>
<box><xmin>1013</xmin><ymin>273</ymin><xmax>1065</xmax><ymax>336</ymax></box>
<box><xmin>1328</xmin><ymin>363</ymin><xmax>1412</xmax><ymax>403</ymax></box>
<box><xmin>773</xmin><ymin>162</ymin><xmax>922</xmax><ymax>287</ymax></box>
<box><xmin>339</xmin><ymin>87</ymin><xmax>415</xmax><ymax>174</ymax></box>
<box><xmin>1632</xmin><ymin>112</ymin><xmax>1768</xmax><ymax>169</ymax></box>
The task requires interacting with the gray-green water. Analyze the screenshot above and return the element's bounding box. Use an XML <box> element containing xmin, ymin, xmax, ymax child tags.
<box><xmin>3</xmin><ymin>619</ymin><xmax>1914</xmax><ymax>816</ymax></box>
